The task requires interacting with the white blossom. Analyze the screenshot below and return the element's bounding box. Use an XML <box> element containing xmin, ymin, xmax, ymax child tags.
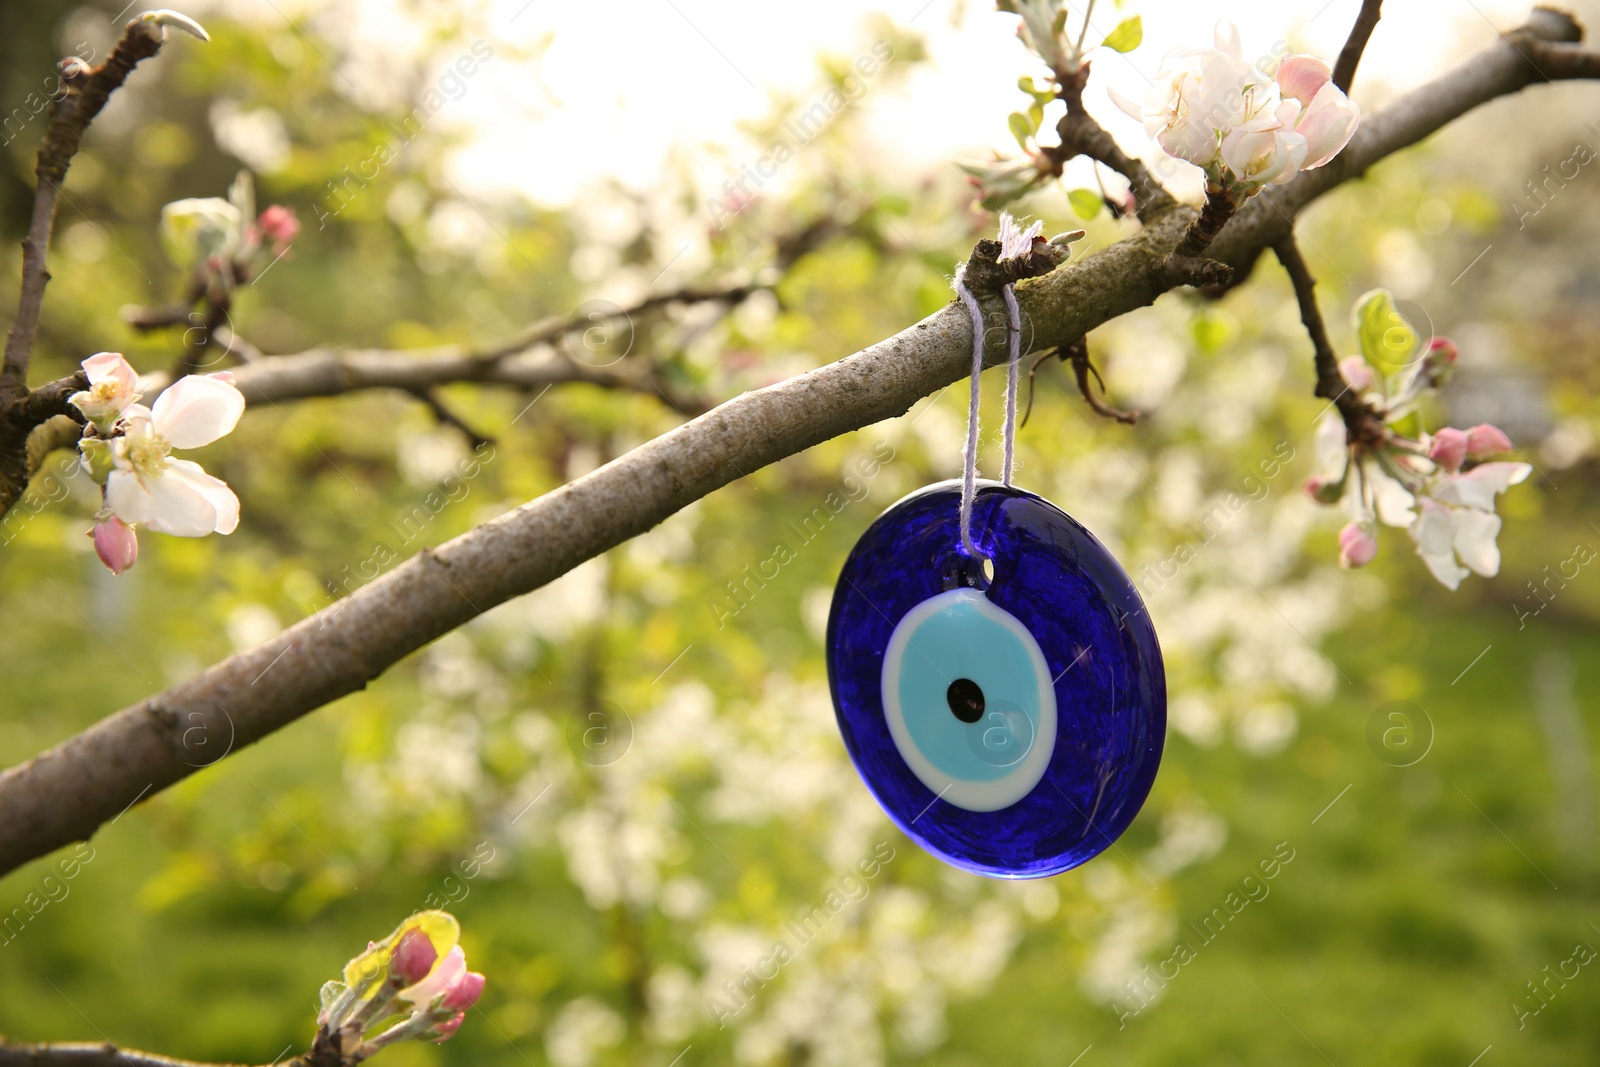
<box><xmin>1110</xmin><ymin>23</ymin><xmax>1358</xmax><ymax>191</ymax></box>
<box><xmin>68</xmin><ymin>352</ymin><xmax>142</xmax><ymax>429</ymax></box>
<box><xmin>105</xmin><ymin>373</ymin><xmax>244</xmax><ymax>536</ymax></box>
<box><xmin>1408</xmin><ymin>464</ymin><xmax>1532</xmax><ymax>589</ymax></box>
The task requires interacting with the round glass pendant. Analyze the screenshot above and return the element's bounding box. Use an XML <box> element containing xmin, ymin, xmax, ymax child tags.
<box><xmin>826</xmin><ymin>480</ymin><xmax>1165</xmax><ymax>878</ymax></box>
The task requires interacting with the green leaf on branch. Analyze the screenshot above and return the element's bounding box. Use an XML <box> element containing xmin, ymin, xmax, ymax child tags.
<box><xmin>1008</xmin><ymin>111</ymin><xmax>1036</xmax><ymax>150</ymax></box>
<box><xmin>1068</xmin><ymin>189</ymin><xmax>1103</xmax><ymax>220</ymax></box>
<box><xmin>1018</xmin><ymin>76</ymin><xmax>1055</xmax><ymax>107</ymax></box>
<box><xmin>1355</xmin><ymin>288</ymin><xmax>1418</xmax><ymax>372</ymax></box>
<box><xmin>1102</xmin><ymin>16</ymin><xmax>1143</xmax><ymax>53</ymax></box>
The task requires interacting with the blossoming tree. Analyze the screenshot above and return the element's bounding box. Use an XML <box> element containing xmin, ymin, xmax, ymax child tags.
<box><xmin>0</xmin><ymin>0</ymin><xmax>1598</xmax><ymax>1063</ymax></box>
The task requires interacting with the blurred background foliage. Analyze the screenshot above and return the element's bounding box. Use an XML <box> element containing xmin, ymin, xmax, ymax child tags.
<box><xmin>1</xmin><ymin>1</ymin><xmax>1600</xmax><ymax>1064</ymax></box>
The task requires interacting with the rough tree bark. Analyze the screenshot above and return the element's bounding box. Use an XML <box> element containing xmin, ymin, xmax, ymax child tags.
<box><xmin>0</xmin><ymin>7</ymin><xmax>1592</xmax><ymax>886</ymax></box>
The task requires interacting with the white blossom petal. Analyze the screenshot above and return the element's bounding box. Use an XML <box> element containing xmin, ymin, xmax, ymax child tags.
<box><xmin>152</xmin><ymin>374</ymin><xmax>245</xmax><ymax>449</ymax></box>
<box><xmin>1107</xmin><ymin>85</ymin><xmax>1144</xmax><ymax>122</ymax></box>
<box><xmin>1296</xmin><ymin>82</ymin><xmax>1361</xmax><ymax>169</ymax></box>
<box><xmin>1452</xmin><ymin>507</ymin><xmax>1503</xmax><ymax>577</ymax></box>
<box><xmin>1433</xmin><ymin>462</ymin><xmax>1531</xmax><ymax>511</ymax></box>
<box><xmin>161</xmin><ymin>458</ymin><xmax>240</xmax><ymax>535</ymax></box>
<box><xmin>1213</xmin><ymin>20</ymin><xmax>1243</xmax><ymax>60</ymax></box>
<box><xmin>106</xmin><ymin>469</ymin><xmax>158</xmax><ymax>527</ymax></box>
<box><xmin>1314</xmin><ymin>413</ymin><xmax>1348</xmax><ymax>478</ymax></box>
<box><xmin>1409</xmin><ymin>500</ymin><xmax>1466</xmax><ymax>590</ymax></box>
<box><xmin>83</xmin><ymin>352</ymin><xmax>138</xmax><ymax>391</ymax></box>
<box><xmin>1369</xmin><ymin>463</ymin><xmax>1417</xmax><ymax>528</ymax></box>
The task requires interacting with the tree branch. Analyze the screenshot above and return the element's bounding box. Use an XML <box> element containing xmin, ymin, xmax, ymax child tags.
<box><xmin>1049</xmin><ymin>63</ymin><xmax>1177</xmax><ymax>221</ymax></box>
<box><xmin>1332</xmin><ymin>0</ymin><xmax>1384</xmax><ymax>93</ymax></box>
<box><xmin>1063</xmin><ymin>338</ymin><xmax>1138</xmax><ymax>424</ymax></box>
<box><xmin>405</xmin><ymin>387</ymin><xmax>495</xmax><ymax>449</ymax></box>
<box><xmin>0</xmin><ymin>7</ymin><xmax>1595</xmax><ymax>880</ymax></box>
<box><xmin>0</xmin><ymin>22</ymin><xmax>167</xmax><ymax>402</ymax></box>
<box><xmin>13</xmin><ymin>332</ymin><xmax>717</xmax><ymax>502</ymax></box>
<box><xmin>186</xmin><ymin>343</ymin><xmax>707</xmax><ymax>409</ymax></box>
<box><xmin>1272</xmin><ymin>236</ymin><xmax>1383</xmax><ymax>442</ymax></box>
<box><xmin>0</xmin><ymin>1042</ymin><xmax>256</xmax><ymax>1067</ymax></box>
<box><xmin>0</xmin><ymin>374</ymin><xmax>86</xmax><ymax>519</ymax></box>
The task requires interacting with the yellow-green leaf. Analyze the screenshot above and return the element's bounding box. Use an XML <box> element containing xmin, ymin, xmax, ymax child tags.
<box><xmin>1102</xmin><ymin>16</ymin><xmax>1143</xmax><ymax>54</ymax></box>
<box><xmin>1008</xmin><ymin>111</ymin><xmax>1035</xmax><ymax>150</ymax></box>
<box><xmin>1355</xmin><ymin>289</ymin><xmax>1418</xmax><ymax>371</ymax></box>
<box><xmin>1068</xmin><ymin>189</ymin><xmax>1103</xmax><ymax>220</ymax></box>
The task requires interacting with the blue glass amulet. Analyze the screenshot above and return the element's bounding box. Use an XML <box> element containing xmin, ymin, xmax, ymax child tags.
<box><xmin>825</xmin><ymin>480</ymin><xmax>1165</xmax><ymax>878</ymax></box>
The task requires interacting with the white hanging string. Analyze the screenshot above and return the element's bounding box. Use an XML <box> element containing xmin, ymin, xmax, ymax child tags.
<box><xmin>952</xmin><ymin>264</ymin><xmax>986</xmax><ymax>560</ymax></box>
<box><xmin>1000</xmin><ymin>283</ymin><xmax>1022</xmax><ymax>486</ymax></box>
<box><xmin>952</xmin><ymin>265</ymin><xmax>1027</xmax><ymax>562</ymax></box>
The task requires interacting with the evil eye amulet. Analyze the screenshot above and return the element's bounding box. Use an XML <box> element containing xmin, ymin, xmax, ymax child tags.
<box><xmin>825</xmin><ymin>480</ymin><xmax>1165</xmax><ymax>878</ymax></box>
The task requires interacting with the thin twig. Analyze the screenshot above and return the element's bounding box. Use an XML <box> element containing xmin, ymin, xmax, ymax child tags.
<box><xmin>1</xmin><ymin>22</ymin><xmax>167</xmax><ymax>401</ymax></box>
<box><xmin>1064</xmin><ymin>338</ymin><xmax>1138</xmax><ymax>424</ymax></box>
<box><xmin>1332</xmin><ymin>0</ymin><xmax>1384</xmax><ymax>93</ymax></box>
<box><xmin>469</xmin><ymin>278</ymin><xmax>764</xmax><ymax>364</ymax></box>
<box><xmin>1072</xmin><ymin>0</ymin><xmax>1098</xmax><ymax>62</ymax></box>
<box><xmin>1272</xmin><ymin>236</ymin><xmax>1383</xmax><ymax>442</ymax></box>
<box><xmin>1049</xmin><ymin>64</ymin><xmax>1176</xmax><ymax>221</ymax></box>
<box><xmin>405</xmin><ymin>387</ymin><xmax>495</xmax><ymax>449</ymax></box>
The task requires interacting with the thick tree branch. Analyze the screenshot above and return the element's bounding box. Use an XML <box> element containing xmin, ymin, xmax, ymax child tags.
<box><xmin>1333</xmin><ymin>0</ymin><xmax>1384</xmax><ymax>93</ymax></box>
<box><xmin>0</xmin><ymin>374</ymin><xmax>86</xmax><ymax>519</ymax></box>
<box><xmin>1</xmin><ymin>23</ymin><xmax>167</xmax><ymax>401</ymax></box>
<box><xmin>0</xmin><ymin>8</ymin><xmax>1594</xmax><ymax>880</ymax></box>
<box><xmin>0</xmin><ymin>1042</ymin><xmax>254</xmax><ymax>1067</ymax></box>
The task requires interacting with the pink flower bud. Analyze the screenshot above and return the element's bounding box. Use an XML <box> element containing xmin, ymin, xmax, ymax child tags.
<box><xmin>431</xmin><ymin>1012</ymin><xmax>465</xmax><ymax>1044</ymax></box>
<box><xmin>91</xmin><ymin>517</ymin><xmax>139</xmax><ymax>575</ymax></box>
<box><xmin>257</xmin><ymin>205</ymin><xmax>300</xmax><ymax>251</ymax></box>
<box><xmin>391</xmin><ymin>928</ymin><xmax>438</xmax><ymax>984</ymax></box>
<box><xmin>1304</xmin><ymin>477</ymin><xmax>1344</xmax><ymax>505</ymax></box>
<box><xmin>1465</xmin><ymin>423</ymin><xmax>1512</xmax><ymax>458</ymax></box>
<box><xmin>1421</xmin><ymin>337</ymin><xmax>1458</xmax><ymax>388</ymax></box>
<box><xmin>1338</xmin><ymin>521</ymin><xmax>1378</xmax><ymax>569</ymax></box>
<box><xmin>440</xmin><ymin>970</ymin><xmax>486</xmax><ymax>1012</ymax></box>
<box><xmin>1337</xmin><ymin>355</ymin><xmax>1375</xmax><ymax>393</ymax></box>
<box><xmin>1428</xmin><ymin>427</ymin><xmax>1469</xmax><ymax>472</ymax></box>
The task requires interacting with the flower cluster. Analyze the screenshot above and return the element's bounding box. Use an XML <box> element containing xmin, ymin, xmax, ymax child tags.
<box><xmin>1307</xmin><ymin>290</ymin><xmax>1530</xmax><ymax>590</ymax></box>
<box><xmin>317</xmin><ymin>911</ymin><xmax>485</xmax><ymax>1061</ymax></box>
<box><xmin>161</xmin><ymin>170</ymin><xmax>299</xmax><ymax>292</ymax></box>
<box><xmin>69</xmin><ymin>352</ymin><xmax>244</xmax><ymax>574</ymax></box>
<box><xmin>1110</xmin><ymin>23</ymin><xmax>1359</xmax><ymax>194</ymax></box>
